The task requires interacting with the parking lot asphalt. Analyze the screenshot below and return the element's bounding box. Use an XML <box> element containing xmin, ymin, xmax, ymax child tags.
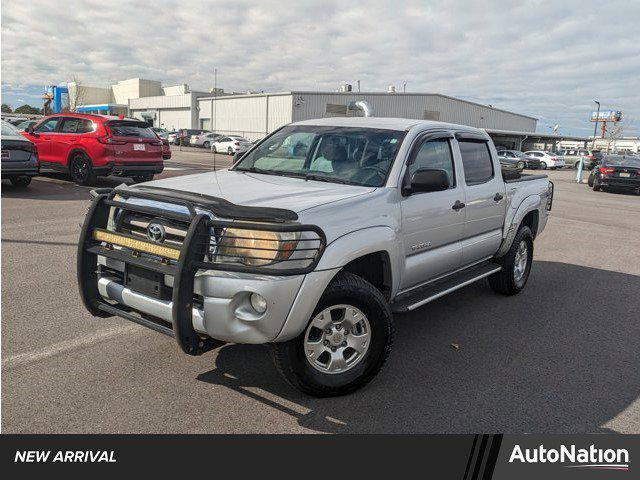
<box><xmin>2</xmin><ymin>155</ymin><xmax>639</xmax><ymax>434</ymax></box>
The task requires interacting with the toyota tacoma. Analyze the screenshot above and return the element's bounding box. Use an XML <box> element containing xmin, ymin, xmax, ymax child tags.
<box><xmin>78</xmin><ymin>117</ymin><xmax>553</xmax><ymax>396</ymax></box>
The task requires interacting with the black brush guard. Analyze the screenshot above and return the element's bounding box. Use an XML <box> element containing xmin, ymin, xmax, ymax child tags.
<box><xmin>77</xmin><ymin>187</ymin><xmax>326</xmax><ymax>356</ymax></box>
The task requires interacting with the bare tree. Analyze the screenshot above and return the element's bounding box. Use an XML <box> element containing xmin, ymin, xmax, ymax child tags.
<box><xmin>605</xmin><ymin>117</ymin><xmax>634</xmax><ymax>153</ymax></box>
<box><xmin>67</xmin><ymin>75</ymin><xmax>86</xmax><ymax>112</ymax></box>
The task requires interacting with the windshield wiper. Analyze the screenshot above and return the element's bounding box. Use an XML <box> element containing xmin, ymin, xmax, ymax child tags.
<box><xmin>303</xmin><ymin>173</ymin><xmax>359</xmax><ymax>185</ymax></box>
<box><xmin>236</xmin><ymin>166</ymin><xmax>305</xmax><ymax>178</ymax></box>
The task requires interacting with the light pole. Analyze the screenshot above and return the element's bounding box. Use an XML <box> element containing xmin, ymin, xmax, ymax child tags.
<box><xmin>592</xmin><ymin>100</ymin><xmax>600</xmax><ymax>149</ymax></box>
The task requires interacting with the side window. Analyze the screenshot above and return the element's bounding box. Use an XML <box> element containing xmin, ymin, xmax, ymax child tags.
<box><xmin>76</xmin><ymin>119</ymin><xmax>94</xmax><ymax>134</ymax></box>
<box><xmin>60</xmin><ymin>118</ymin><xmax>81</xmax><ymax>133</ymax></box>
<box><xmin>409</xmin><ymin>138</ymin><xmax>455</xmax><ymax>188</ymax></box>
<box><xmin>34</xmin><ymin>118</ymin><xmax>60</xmax><ymax>133</ymax></box>
<box><xmin>459</xmin><ymin>140</ymin><xmax>494</xmax><ymax>185</ymax></box>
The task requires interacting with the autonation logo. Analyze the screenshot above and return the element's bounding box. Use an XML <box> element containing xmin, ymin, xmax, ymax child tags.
<box><xmin>509</xmin><ymin>444</ymin><xmax>630</xmax><ymax>471</ymax></box>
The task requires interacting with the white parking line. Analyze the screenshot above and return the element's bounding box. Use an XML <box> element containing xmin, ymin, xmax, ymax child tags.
<box><xmin>2</xmin><ymin>324</ymin><xmax>141</xmax><ymax>370</ymax></box>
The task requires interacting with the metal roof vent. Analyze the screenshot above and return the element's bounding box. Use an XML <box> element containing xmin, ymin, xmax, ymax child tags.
<box><xmin>348</xmin><ymin>100</ymin><xmax>373</xmax><ymax>117</ymax></box>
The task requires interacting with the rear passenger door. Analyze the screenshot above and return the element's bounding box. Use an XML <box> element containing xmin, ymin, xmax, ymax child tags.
<box><xmin>399</xmin><ymin>132</ymin><xmax>465</xmax><ymax>291</ymax></box>
<box><xmin>456</xmin><ymin>134</ymin><xmax>506</xmax><ymax>266</ymax></box>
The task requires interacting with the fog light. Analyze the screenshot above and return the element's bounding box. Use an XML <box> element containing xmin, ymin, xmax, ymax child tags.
<box><xmin>250</xmin><ymin>293</ymin><xmax>267</xmax><ymax>314</ymax></box>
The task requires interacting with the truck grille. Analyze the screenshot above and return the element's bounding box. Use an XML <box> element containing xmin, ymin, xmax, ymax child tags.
<box><xmin>115</xmin><ymin>211</ymin><xmax>190</xmax><ymax>249</ymax></box>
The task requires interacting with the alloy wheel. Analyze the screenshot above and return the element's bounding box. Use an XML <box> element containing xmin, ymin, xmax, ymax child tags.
<box><xmin>304</xmin><ymin>304</ymin><xmax>371</xmax><ymax>374</ymax></box>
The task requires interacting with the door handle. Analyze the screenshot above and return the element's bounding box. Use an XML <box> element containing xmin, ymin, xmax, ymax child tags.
<box><xmin>452</xmin><ymin>200</ymin><xmax>466</xmax><ymax>211</ymax></box>
<box><xmin>494</xmin><ymin>193</ymin><xmax>504</xmax><ymax>202</ymax></box>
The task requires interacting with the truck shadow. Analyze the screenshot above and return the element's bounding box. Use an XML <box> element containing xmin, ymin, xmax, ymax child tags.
<box><xmin>1</xmin><ymin>174</ymin><xmax>129</xmax><ymax>202</ymax></box>
<box><xmin>197</xmin><ymin>261</ymin><xmax>640</xmax><ymax>433</ymax></box>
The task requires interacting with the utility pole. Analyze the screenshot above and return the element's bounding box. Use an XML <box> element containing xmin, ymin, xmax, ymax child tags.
<box><xmin>592</xmin><ymin>99</ymin><xmax>600</xmax><ymax>149</ymax></box>
<box><xmin>213</xmin><ymin>67</ymin><xmax>217</xmax><ymax>170</ymax></box>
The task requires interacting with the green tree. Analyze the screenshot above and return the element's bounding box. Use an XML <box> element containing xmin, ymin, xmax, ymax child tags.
<box><xmin>1</xmin><ymin>103</ymin><xmax>12</xmax><ymax>113</ymax></box>
<box><xmin>13</xmin><ymin>104</ymin><xmax>41</xmax><ymax>115</ymax></box>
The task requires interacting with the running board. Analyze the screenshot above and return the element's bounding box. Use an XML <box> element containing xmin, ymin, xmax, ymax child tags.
<box><xmin>391</xmin><ymin>262</ymin><xmax>502</xmax><ymax>313</ymax></box>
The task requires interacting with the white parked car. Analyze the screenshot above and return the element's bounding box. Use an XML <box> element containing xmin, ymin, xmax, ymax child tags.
<box><xmin>523</xmin><ymin>150</ymin><xmax>565</xmax><ymax>169</ymax></box>
<box><xmin>211</xmin><ymin>135</ymin><xmax>253</xmax><ymax>155</ymax></box>
<box><xmin>190</xmin><ymin>132</ymin><xmax>221</xmax><ymax>149</ymax></box>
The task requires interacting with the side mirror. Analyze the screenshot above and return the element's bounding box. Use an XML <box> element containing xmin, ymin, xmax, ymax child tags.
<box><xmin>25</xmin><ymin>126</ymin><xmax>35</xmax><ymax>135</ymax></box>
<box><xmin>404</xmin><ymin>168</ymin><xmax>450</xmax><ymax>195</ymax></box>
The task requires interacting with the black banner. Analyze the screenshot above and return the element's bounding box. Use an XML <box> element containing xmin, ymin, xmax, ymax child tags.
<box><xmin>0</xmin><ymin>434</ymin><xmax>637</xmax><ymax>478</ymax></box>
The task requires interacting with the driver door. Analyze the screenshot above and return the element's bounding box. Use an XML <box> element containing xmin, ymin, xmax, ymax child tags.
<box><xmin>399</xmin><ymin>133</ymin><xmax>465</xmax><ymax>291</ymax></box>
<box><xmin>24</xmin><ymin>117</ymin><xmax>61</xmax><ymax>165</ymax></box>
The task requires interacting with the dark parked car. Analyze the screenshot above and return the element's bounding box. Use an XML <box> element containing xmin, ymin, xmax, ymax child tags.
<box><xmin>587</xmin><ymin>155</ymin><xmax>640</xmax><ymax>193</ymax></box>
<box><xmin>1</xmin><ymin>120</ymin><xmax>39</xmax><ymax>187</ymax></box>
<box><xmin>496</xmin><ymin>150</ymin><xmax>543</xmax><ymax>169</ymax></box>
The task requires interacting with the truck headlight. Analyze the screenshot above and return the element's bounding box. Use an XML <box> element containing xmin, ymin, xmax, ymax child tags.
<box><xmin>217</xmin><ymin>228</ymin><xmax>300</xmax><ymax>266</ymax></box>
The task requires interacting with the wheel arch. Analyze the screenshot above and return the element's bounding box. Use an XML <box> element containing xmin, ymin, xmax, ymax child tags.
<box><xmin>274</xmin><ymin>227</ymin><xmax>400</xmax><ymax>342</ymax></box>
<box><xmin>66</xmin><ymin>147</ymin><xmax>92</xmax><ymax>169</ymax></box>
<box><xmin>496</xmin><ymin>195</ymin><xmax>542</xmax><ymax>258</ymax></box>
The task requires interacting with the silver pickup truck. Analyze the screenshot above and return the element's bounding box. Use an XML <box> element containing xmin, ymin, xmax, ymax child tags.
<box><xmin>78</xmin><ymin>117</ymin><xmax>553</xmax><ymax>396</ymax></box>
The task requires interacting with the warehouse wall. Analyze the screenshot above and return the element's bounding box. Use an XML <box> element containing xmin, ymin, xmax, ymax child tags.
<box><xmin>292</xmin><ymin>92</ymin><xmax>536</xmax><ymax>131</ymax></box>
<box><xmin>197</xmin><ymin>91</ymin><xmax>536</xmax><ymax>139</ymax></box>
<box><xmin>198</xmin><ymin>93</ymin><xmax>292</xmax><ymax>140</ymax></box>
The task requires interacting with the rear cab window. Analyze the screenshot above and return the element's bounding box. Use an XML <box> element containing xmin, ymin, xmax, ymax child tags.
<box><xmin>459</xmin><ymin>141</ymin><xmax>494</xmax><ymax>185</ymax></box>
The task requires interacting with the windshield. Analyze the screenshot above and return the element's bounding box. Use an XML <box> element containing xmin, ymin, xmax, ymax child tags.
<box><xmin>233</xmin><ymin>125</ymin><xmax>406</xmax><ymax>187</ymax></box>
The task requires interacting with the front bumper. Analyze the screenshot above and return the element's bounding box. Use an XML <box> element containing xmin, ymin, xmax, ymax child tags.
<box><xmin>97</xmin><ymin>267</ymin><xmax>306</xmax><ymax>343</ymax></box>
<box><xmin>78</xmin><ymin>188</ymin><xmax>326</xmax><ymax>355</ymax></box>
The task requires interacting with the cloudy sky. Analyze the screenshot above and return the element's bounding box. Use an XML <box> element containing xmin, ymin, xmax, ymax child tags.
<box><xmin>2</xmin><ymin>0</ymin><xmax>638</xmax><ymax>135</ymax></box>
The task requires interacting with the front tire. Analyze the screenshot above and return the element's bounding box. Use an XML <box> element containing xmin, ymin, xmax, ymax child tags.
<box><xmin>203</xmin><ymin>141</ymin><xmax>210</xmax><ymax>149</ymax></box>
<box><xmin>69</xmin><ymin>153</ymin><xmax>96</xmax><ymax>186</ymax></box>
<box><xmin>516</xmin><ymin>161</ymin><xmax>525</xmax><ymax>170</ymax></box>
<box><xmin>489</xmin><ymin>226</ymin><xmax>533</xmax><ymax>296</ymax></box>
<box><xmin>540</xmin><ymin>163</ymin><xmax>547</xmax><ymax>170</ymax></box>
<box><xmin>227</xmin><ymin>147</ymin><xmax>233</xmax><ymax>155</ymax></box>
<box><xmin>272</xmin><ymin>271</ymin><xmax>395</xmax><ymax>397</ymax></box>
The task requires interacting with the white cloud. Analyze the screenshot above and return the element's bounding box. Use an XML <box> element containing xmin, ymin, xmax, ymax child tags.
<box><xmin>2</xmin><ymin>0</ymin><xmax>638</xmax><ymax>135</ymax></box>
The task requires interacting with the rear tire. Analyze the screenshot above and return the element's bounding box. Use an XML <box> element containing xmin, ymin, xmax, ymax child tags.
<box><xmin>540</xmin><ymin>163</ymin><xmax>547</xmax><ymax>170</ymax></box>
<box><xmin>227</xmin><ymin>147</ymin><xmax>233</xmax><ymax>155</ymax></box>
<box><xmin>593</xmin><ymin>177</ymin><xmax>601</xmax><ymax>191</ymax></box>
<box><xmin>10</xmin><ymin>176</ymin><xmax>32</xmax><ymax>187</ymax></box>
<box><xmin>203</xmin><ymin>141</ymin><xmax>210</xmax><ymax>149</ymax></box>
<box><xmin>489</xmin><ymin>226</ymin><xmax>533</xmax><ymax>296</ymax></box>
<box><xmin>272</xmin><ymin>271</ymin><xmax>395</xmax><ymax>397</ymax></box>
<box><xmin>212</xmin><ymin>146</ymin><xmax>217</xmax><ymax>153</ymax></box>
<box><xmin>69</xmin><ymin>153</ymin><xmax>96</xmax><ymax>186</ymax></box>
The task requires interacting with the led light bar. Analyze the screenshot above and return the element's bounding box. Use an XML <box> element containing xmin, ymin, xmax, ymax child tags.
<box><xmin>92</xmin><ymin>229</ymin><xmax>181</xmax><ymax>260</ymax></box>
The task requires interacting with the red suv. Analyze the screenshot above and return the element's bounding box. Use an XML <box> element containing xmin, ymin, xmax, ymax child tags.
<box><xmin>22</xmin><ymin>113</ymin><xmax>164</xmax><ymax>185</ymax></box>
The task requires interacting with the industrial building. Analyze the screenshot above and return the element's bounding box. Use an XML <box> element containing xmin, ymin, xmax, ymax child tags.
<box><xmin>128</xmin><ymin>84</ymin><xmax>208</xmax><ymax>131</ymax></box>
<box><xmin>196</xmin><ymin>90</ymin><xmax>538</xmax><ymax>141</ymax></box>
<box><xmin>61</xmin><ymin>78</ymin><xmax>208</xmax><ymax>129</ymax></box>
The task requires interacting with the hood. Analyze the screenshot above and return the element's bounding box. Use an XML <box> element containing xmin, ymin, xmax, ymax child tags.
<box><xmin>139</xmin><ymin>169</ymin><xmax>376</xmax><ymax>213</ymax></box>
